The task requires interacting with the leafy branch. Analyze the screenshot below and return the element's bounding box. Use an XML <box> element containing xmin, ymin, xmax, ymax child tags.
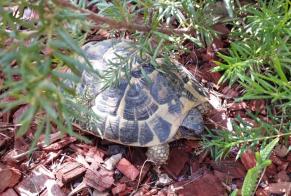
<box><xmin>204</xmin><ymin>109</ymin><xmax>291</xmax><ymax>160</ymax></box>
<box><xmin>53</xmin><ymin>0</ymin><xmax>194</xmax><ymax>36</ymax></box>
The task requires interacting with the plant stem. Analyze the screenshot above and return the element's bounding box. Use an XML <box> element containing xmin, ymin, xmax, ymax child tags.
<box><xmin>52</xmin><ymin>0</ymin><xmax>195</xmax><ymax>36</ymax></box>
<box><xmin>231</xmin><ymin>132</ymin><xmax>291</xmax><ymax>146</ymax></box>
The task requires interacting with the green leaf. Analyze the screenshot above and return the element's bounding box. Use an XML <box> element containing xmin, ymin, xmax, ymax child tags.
<box><xmin>223</xmin><ymin>0</ymin><xmax>234</xmax><ymax>18</ymax></box>
<box><xmin>272</xmin><ymin>55</ymin><xmax>288</xmax><ymax>82</ymax></box>
<box><xmin>29</xmin><ymin>118</ymin><xmax>45</xmax><ymax>153</ymax></box>
<box><xmin>140</xmin><ymin>66</ymin><xmax>153</xmax><ymax>85</ymax></box>
<box><xmin>260</xmin><ymin>137</ymin><xmax>279</xmax><ymax>161</ymax></box>
<box><xmin>51</xmin><ymin>70</ymin><xmax>80</xmax><ymax>83</ymax></box>
<box><xmin>230</xmin><ymin>189</ymin><xmax>238</xmax><ymax>196</ymax></box>
<box><xmin>16</xmin><ymin>105</ymin><xmax>37</xmax><ymax>136</ymax></box>
<box><xmin>241</xmin><ymin>167</ymin><xmax>260</xmax><ymax>196</ymax></box>
<box><xmin>153</xmin><ymin>39</ymin><xmax>164</xmax><ymax>60</ymax></box>
<box><xmin>56</xmin><ymin>28</ymin><xmax>85</xmax><ymax>56</ymax></box>
<box><xmin>45</xmin><ymin>117</ymin><xmax>51</xmax><ymax>146</ymax></box>
<box><xmin>54</xmin><ymin>52</ymin><xmax>82</xmax><ymax>76</ymax></box>
<box><xmin>39</xmin><ymin>99</ymin><xmax>58</xmax><ymax>120</ymax></box>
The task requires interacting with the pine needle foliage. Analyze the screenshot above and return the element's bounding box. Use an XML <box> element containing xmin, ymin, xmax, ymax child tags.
<box><xmin>0</xmin><ymin>0</ymin><xmax>94</xmax><ymax>144</ymax></box>
<box><xmin>213</xmin><ymin>0</ymin><xmax>291</xmax><ymax>110</ymax></box>
<box><xmin>203</xmin><ymin>108</ymin><xmax>290</xmax><ymax>160</ymax></box>
<box><xmin>206</xmin><ymin>0</ymin><xmax>290</xmax><ymax>157</ymax></box>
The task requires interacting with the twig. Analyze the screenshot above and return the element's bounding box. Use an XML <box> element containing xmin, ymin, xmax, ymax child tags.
<box><xmin>133</xmin><ymin>159</ymin><xmax>155</xmax><ymax>193</ymax></box>
<box><xmin>11</xmin><ymin>147</ymin><xmax>39</xmax><ymax>159</ymax></box>
<box><xmin>252</xmin><ymin>168</ymin><xmax>266</xmax><ymax>196</ymax></box>
<box><xmin>53</xmin><ymin>0</ymin><xmax>194</xmax><ymax>36</ymax></box>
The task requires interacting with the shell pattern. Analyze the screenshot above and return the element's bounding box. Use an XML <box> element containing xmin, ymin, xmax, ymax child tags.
<box><xmin>77</xmin><ymin>39</ymin><xmax>207</xmax><ymax>147</ymax></box>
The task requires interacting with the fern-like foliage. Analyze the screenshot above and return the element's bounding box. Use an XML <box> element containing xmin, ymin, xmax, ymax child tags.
<box><xmin>213</xmin><ymin>0</ymin><xmax>291</xmax><ymax>110</ymax></box>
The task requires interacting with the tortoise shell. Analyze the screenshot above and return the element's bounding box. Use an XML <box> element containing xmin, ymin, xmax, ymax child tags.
<box><xmin>77</xmin><ymin>39</ymin><xmax>207</xmax><ymax>147</ymax></box>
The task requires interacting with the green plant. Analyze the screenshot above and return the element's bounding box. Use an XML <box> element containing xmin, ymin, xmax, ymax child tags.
<box><xmin>213</xmin><ymin>0</ymin><xmax>291</xmax><ymax>109</ymax></box>
<box><xmin>204</xmin><ymin>109</ymin><xmax>290</xmax><ymax>160</ymax></box>
<box><xmin>0</xmin><ymin>1</ymin><xmax>97</xmax><ymax>146</ymax></box>
<box><xmin>205</xmin><ymin>0</ymin><xmax>290</xmax><ymax>157</ymax></box>
<box><xmin>231</xmin><ymin>138</ymin><xmax>279</xmax><ymax>196</ymax></box>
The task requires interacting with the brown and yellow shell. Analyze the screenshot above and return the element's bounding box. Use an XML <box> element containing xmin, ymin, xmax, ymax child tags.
<box><xmin>77</xmin><ymin>39</ymin><xmax>207</xmax><ymax>147</ymax></box>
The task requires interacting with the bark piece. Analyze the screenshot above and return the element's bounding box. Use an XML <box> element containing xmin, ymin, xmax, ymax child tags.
<box><xmin>213</xmin><ymin>23</ymin><xmax>230</xmax><ymax>35</ymax></box>
<box><xmin>38</xmin><ymin>132</ymin><xmax>63</xmax><ymax>148</ymax></box>
<box><xmin>200</xmin><ymin>63</ymin><xmax>222</xmax><ymax>83</ymax></box>
<box><xmin>265</xmin><ymin>163</ymin><xmax>277</xmax><ymax>177</ymax></box>
<box><xmin>103</xmin><ymin>153</ymin><xmax>122</xmax><ymax>171</ymax></box>
<box><xmin>268</xmin><ymin>182</ymin><xmax>291</xmax><ymax>195</ymax></box>
<box><xmin>210</xmin><ymin>160</ymin><xmax>246</xmax><ymax>179</ymax></box>
<box><xmin>1</xmin><ymin>188</ymin><xmax>18</xmax><ymax>196</ymax></box>
<box><xmin>175</xmin><ymin>173</ymin><xmax>226</xmax><ymax>196</ymax></box>
<box><xmin>213</xmin><ymin>170</ymin><xmax>229</xmax><ymax>182</ymax></box>
<box><xmin>43</xmin><ymin>137</ymin><xmax>76</xmax><ymax>151</ymax></box>
<box><xmin>248</xmin><ymin>100</ymin><xmax>266</xmax><ymax>115</ymax></box>
<box><xmin>274</xmin><ymin>144</ymin><xmax>289</xmax><ymax>158</ymax></box>
<box><xmin>287</xmin><ymin>152</ymin><xmax>291</xmax><ymax>162</ymax></box>
<box><xmin>55</xmin><ymin>161</ymin><xmax>86</xmax><ymax>184</ymax></box>
<box><xmin>2</xmin><ymin>149</ymin><xmax>28</xmax><ymax>164</ymax></box>
<box><xmin>0</xmin><ymin>134</ymin><xmax>10</xmax><ymax>152</ymax></box>
<box><xmin>0</xmin><ymin>164</ymin><xmax>21</xmax><ymax>193</ymax></box>
<box><xmin>274</xmin><ymin>170</ymin><xmax>290</xmax><ymax>183</ymax></box>
<box><xmin>116</xmin><ymin>158</ymin><xmax>139</xmax><ymax>181</ymax></box>
<box><xmin>111</xmin><ymin>183</ymin><xmax>126</xmax><ymax>195</ymax></box>
<box><xmin>43</xmin><ymin>150</ymin><xmax>62</xmax><ymax>165</ymax></box>
<box><xmin>191</xmin><ymin>161</ymin><xmax>200</xmax><ymax>174</ymax></box>
<box><xmin>221</xmin><ymin>85</ymin><xmax>241</xmax><ymax>98</ymax></box>
<box><xmin>13</xmin><ymin>105</ymin><xmax>30</xmax><ymax>124</ymax></box>
<box><xmin>163</xmin><ymin>148</ymin><xmax>189</xmax><ymax>178</ymax></box>
<box><xmin>84</xmin><ymin>167</ymin><xmax>114</xmax><ymax>192</ymax></box>
<box><xmin>255</xmin><ymin>188</ymin><xmax>269</xmax><ymax>196</ymax></box>
<box><xmin>40</xmin><ymin>179</ymin><xmax>65</xmax><ymax>196</ymax></box>
<box><xmin>206</xmin><ymin>109</ymin><xmax>230</xmax><ymax>130</ymax></box>
<box><xmin>85</xmin><ymin>147</ymin><xmax>105</xmax><ymax>163</ymax></box>
<box><xmin>15</xmin><ymin>165</ymin><xmax>54</xmax><ymax>195</ymax></box>
<box><xmin>270</xmin><ymin>154</ymin><xmax>283</xmax><ymax>165</ymax></box>
<box><xmin>241</xmin><ymin>150</ymin><xmax>256</xmax><ymax>170</ymax></box>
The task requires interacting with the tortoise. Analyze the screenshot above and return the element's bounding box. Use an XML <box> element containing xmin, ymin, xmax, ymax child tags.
<box><xmin>75</xmin><ymin>39</ymin><xmax>209</xmax><ymax>164</ymax></box>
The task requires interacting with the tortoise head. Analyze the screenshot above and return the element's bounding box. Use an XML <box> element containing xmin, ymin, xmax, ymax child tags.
<box><xmin>180</xmin><ymin>108</ymin><xmax>204</xmax><ymax>138</ymax></box>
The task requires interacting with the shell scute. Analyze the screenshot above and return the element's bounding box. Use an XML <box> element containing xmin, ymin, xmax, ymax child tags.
<box><xmin>150</xmin><ymin>73</ymin><xmax>176</xmax><ymax>104</ymax></box>
<box><xmin>131</xmin><ymin>64</ymin><xmax>155</xmax><ymax>78</ymax></box>
<box><xmin>123</xmin><ymin>83</ymin><xmax>158</xmax><ymax>121</ymax></box>
<box><xmin>138</xmin><ymin>122</ymin><xmax>154</xmax><ymax>145</ymax></box>
<box><xmin>104</xmin><ymin>116</ymin><xmax>120</xmax><ymax>140</ymax></box>
<box><xmin>149</xmin><ymin>116</ymin><xmax>172</xmax><ymax>143</ymax></box>
<box><xmin>94</xmin><ymin>80</ymin><xmax>127</xmax><ymax>116</ymax></box>
<box><xmin>167</xmin><ymin>99</ymin><xmax>183</xmax><ymax>114</ymax></box>
<box><xmin>119</xmin><ymin>121</ymin><xmax>139</xmax><ymax>144</ymax></box>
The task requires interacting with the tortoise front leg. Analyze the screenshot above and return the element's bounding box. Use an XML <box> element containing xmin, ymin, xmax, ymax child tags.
<box><xmin>146</xmin><ymin>143</ymin><xmax>170</xmax><ymax>165</ymax></box>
